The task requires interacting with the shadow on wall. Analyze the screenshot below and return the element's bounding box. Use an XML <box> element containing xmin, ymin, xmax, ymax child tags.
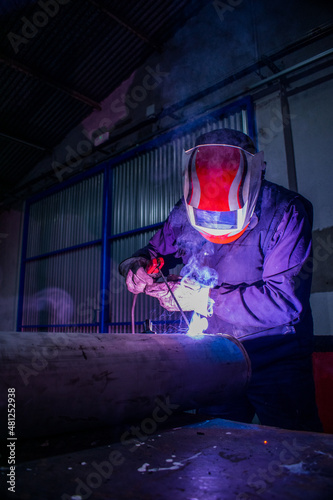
<box><xmin>24</xmin><ymin>287</ymin><xmax>74</xmax><ymax>327</ymax></box>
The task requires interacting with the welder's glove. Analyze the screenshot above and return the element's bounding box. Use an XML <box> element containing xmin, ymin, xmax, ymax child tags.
<box><xmin>119</xmin><ymin>257</ymin><xmax>154</xmax><ymax>294</ymax></box>
<box><xmin>145</xmin><ymin>278</ymin><xmax>211</xmax><ymax>317</ymax></box>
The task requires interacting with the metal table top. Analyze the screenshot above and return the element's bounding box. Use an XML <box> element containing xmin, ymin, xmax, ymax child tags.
<box><xmin>2</xmin><ymin>416</ymin><xmax>333</xmax><ymax>500</ymax></box>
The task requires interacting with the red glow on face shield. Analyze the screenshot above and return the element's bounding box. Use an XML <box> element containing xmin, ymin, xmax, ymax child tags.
<box><xmin>192</xmin><ymin>146</ymin><xmax>242</xmax><ymax>212</ymax></box>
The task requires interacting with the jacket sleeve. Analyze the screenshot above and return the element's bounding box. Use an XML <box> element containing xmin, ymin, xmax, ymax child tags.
<box><xmin>210</xmin><ymin>198</ymin><xmax>313</xmax><ymax>330</ymax></box>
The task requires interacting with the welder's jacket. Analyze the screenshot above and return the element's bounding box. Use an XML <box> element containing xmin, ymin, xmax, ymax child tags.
<box><xmin>132</xmin><ymin>180</ymin><xmax>314</xmax><ymax>347</ymax></box>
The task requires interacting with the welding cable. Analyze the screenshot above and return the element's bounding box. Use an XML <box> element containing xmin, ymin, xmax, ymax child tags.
<box><xmin>130</xmin><ymin>258</ymin><xmax>160</xmax><ymax>333</ymax></box>
<box><xmin>131</xmin><ymin>294</ymin><xmax>138</xmax><ymax>334</ymax></box>
<box><xmin>130</xmin><ymin>259</ymin><xmax>158</xmax><ymax>334</ymax></box>
<box><xmin>158</xmin><ymin>272</ymin><xmax>191</xmax><ymax>329</ymax></box>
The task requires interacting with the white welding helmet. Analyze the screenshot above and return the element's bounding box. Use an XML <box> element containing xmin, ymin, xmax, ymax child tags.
<box><xmin>183</xmin><ymin>129</ymin><xmax>265</xmax><ymax>244</ymax></box>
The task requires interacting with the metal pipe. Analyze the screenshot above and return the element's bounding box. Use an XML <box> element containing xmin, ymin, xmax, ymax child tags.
<box><xmin>247</xmin><ymin>47</ymin><xmax>333</xmax><ymax>91</ymax></box>
<box><xmin>0</xmin><ymin>332</ymin><xmax>251</xmax><ymax>438</ymax></box>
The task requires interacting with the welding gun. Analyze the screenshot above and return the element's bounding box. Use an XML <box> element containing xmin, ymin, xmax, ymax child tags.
<box><xmin>146</xmin><ymin>256</ymin><xmax>165</xmax><ymax>276</ymax></box>
<box><xmin>146</xmin><ymin>257</ymin><xmax>190</xmax><ymax>329</ymax></box>
<box><xmin>131</xmin><ymin>256</ymin><xmax>190</xmax><ymax>333</ymax></box>
<box><xmin>130</xmin><ymin>257</ymin><xmax>164</xmax><ymax>334</ymax></box>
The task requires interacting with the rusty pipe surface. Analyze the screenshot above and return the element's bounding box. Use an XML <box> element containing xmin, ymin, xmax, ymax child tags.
<box><xmin>0</xmin><ymin>332</ymin><xmax>251</xmax><ymax>438</ymax></box>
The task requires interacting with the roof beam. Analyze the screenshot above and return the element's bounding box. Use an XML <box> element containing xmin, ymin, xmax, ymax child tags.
<box><xmin>0</xmin><ymin>53</ymin><xmax>102</xmax><ymax>111</ymax></box>
<box><xmin>87</xmin><ymin>0</ymin><xmax>161</xmax><ymax>52</ymax></box>
<box><xmin>0</xmin><ymin>131</ymin><xmax>50</xmax><ymax>152</ymax></box>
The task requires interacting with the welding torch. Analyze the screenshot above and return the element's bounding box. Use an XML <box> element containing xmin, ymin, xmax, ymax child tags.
<box><xmin>147</xmin><ymin>257</ymin><xmax>191</xmax><ymax>329</ymax></box>
<box><xmin>131</xmin><ymin>256</ymin><xmax>190</xmax><ymax>334</ymax></box>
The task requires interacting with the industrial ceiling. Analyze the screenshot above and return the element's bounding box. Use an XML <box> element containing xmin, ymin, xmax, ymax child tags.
<box><xmin>0</xmin><ymin>0</ymin><xmax>204</xmax><ymax>210</ymax></box>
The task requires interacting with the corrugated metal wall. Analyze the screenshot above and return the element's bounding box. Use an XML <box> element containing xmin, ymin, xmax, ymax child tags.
<box><xmin>21</xmin><ymin>174</ymin><xmax>103</xmax><ymax>332</ymax></box>
<box><xmin>19</xmin><ymin>105</ymin><xmax>249</xmax><ymax>333</ymax></box>
<box><xmin>26</xmin><ymin>174</ymin><xmax>103</xmax><ymax>255</ymax></box>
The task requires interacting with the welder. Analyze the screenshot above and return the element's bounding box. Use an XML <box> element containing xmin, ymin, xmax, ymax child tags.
<box><xmin>119</xmin><ymin>128</ymin><xmax>322</xmax><ymax>432</ymax></box>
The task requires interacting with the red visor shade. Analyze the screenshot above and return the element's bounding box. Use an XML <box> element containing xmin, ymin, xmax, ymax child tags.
<box><xmin>186</xmin><ymin>146</ymin><xmax>248</xmax><ymax>212</ymax></box>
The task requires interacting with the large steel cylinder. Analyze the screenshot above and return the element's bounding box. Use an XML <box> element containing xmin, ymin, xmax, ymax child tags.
<box><xmin>0</xmin><ymin>332</ymin><xmax>251</xmax><ymax>438</ymax></box>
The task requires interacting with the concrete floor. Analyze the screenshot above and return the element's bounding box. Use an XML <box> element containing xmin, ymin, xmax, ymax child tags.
<box><xmin>1</xmin><ymin>415</ymin><xmax>333</xmax><ymax>500</ymax></box>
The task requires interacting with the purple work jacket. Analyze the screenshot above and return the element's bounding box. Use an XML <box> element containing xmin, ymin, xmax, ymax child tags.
<box><xmin>135</xmin><ymin>181</ymin><xmax>314</xmax><ymax>347</ymax></box>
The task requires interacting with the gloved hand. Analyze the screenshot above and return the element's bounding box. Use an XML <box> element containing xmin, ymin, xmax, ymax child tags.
<box><xmin>119</xmin><ymin>257</ymin><xmax>154</xmax><ymax>294</ymax></box>
<box><xmin>145</xmin><ymin>277</ymin><xmax>211</xmax><ymax>317</ymax></box>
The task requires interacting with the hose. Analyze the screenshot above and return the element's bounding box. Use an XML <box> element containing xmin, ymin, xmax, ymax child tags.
<box><xmin>131</xmin><ymin>294</ymin><xmax>138</xmax><ymax>334</ymax></box>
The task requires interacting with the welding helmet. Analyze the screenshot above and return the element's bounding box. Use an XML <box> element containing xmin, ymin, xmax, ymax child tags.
<box><xmin>183</xmin><ymin>129</ymin><xmax>265</xmax><ymax>244</ymax></box>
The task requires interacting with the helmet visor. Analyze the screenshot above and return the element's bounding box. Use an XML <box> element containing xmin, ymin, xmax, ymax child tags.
<box><xmin>184</xmin><ymin>145</ymin><xmax>254</xmax><ymax>212</ymax></box>
<box><xmin>183</xmin><ymin>144</ymin><xmax>265</xmax><ymax>242</ymax></box>
<box><xmin>193</xmin><ymin>207</ymin><xmax>238</xmax><ymax>230</ymax></box>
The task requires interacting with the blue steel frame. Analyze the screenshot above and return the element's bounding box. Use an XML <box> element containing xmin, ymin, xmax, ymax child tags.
<box><xmin>17</xmin><ymin>96</ymin><xmax>256</xmax><ymax>333</ymax></box>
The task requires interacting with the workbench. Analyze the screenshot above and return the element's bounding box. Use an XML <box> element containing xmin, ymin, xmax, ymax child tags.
<box><xmin>2</xmin><ymin>414</ymin><xmax>333</xmax><ymax>500</ymax></box>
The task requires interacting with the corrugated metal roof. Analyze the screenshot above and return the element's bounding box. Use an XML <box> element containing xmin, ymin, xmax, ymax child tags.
<box><xmin>0</xmin><ymin>0</ymin><xmax>204</xmax><ymax>209</ymax></box>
